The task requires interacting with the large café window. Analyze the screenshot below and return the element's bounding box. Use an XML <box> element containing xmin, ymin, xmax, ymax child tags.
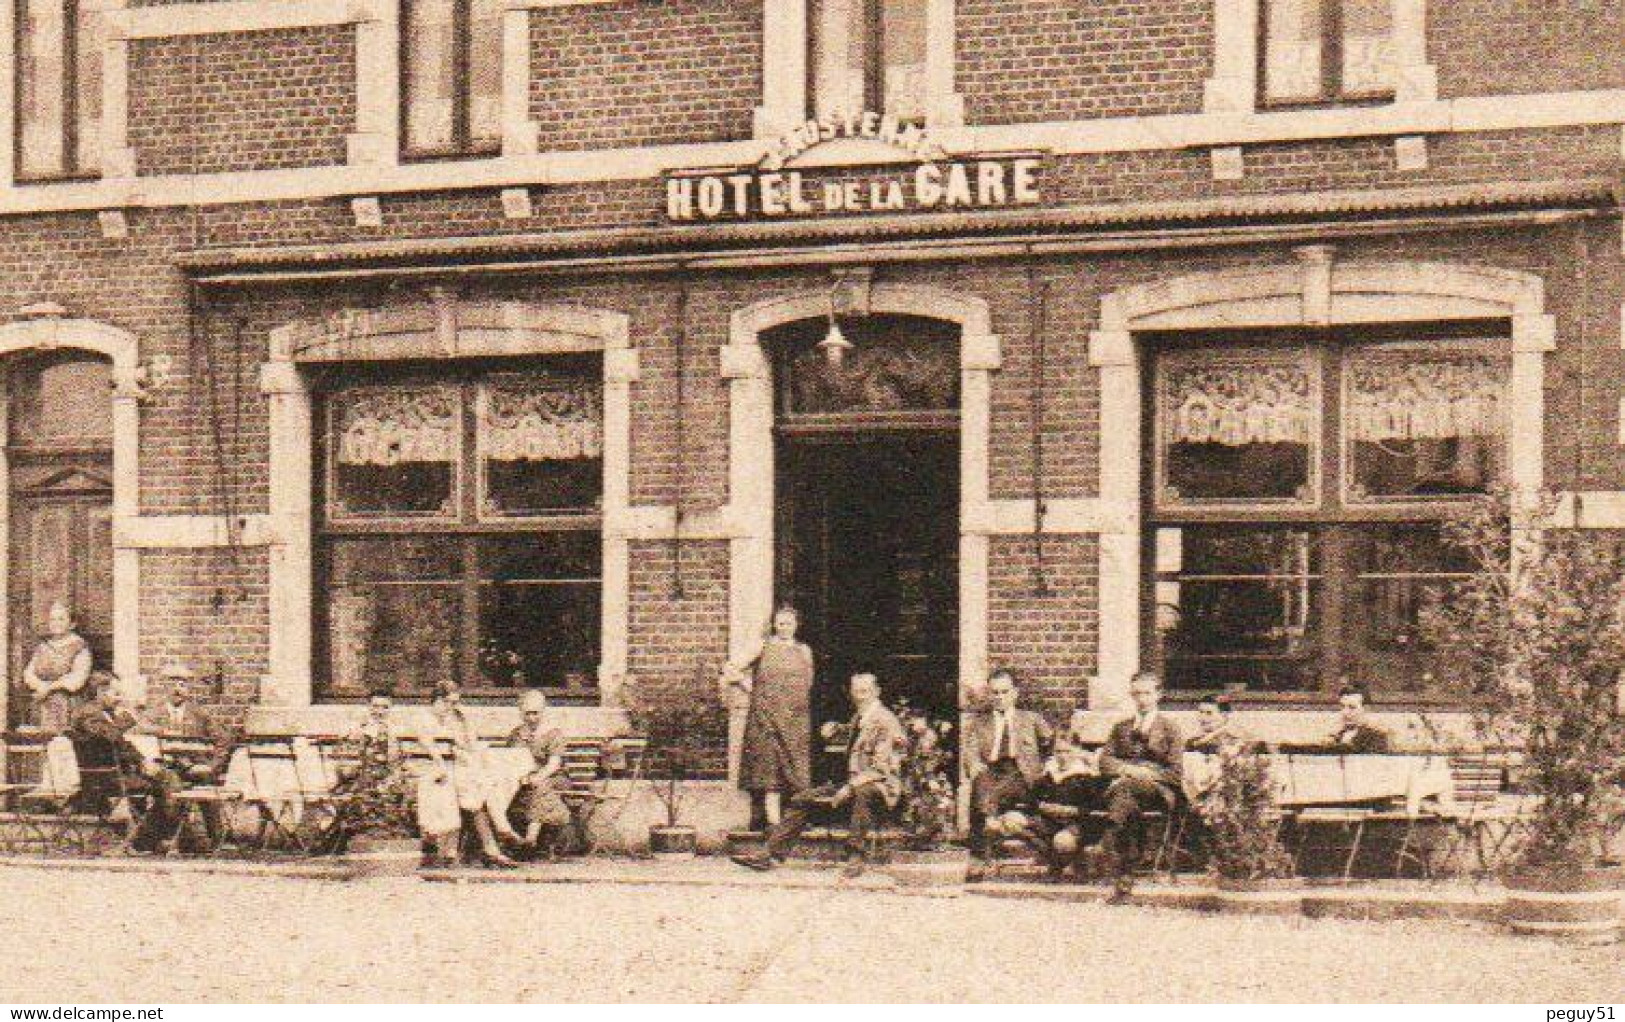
<box><xmin>1148</xmin><ymin>330</ymin><xmax>1509</xmax><ymax>703</ymax></box>
<box><xmin>810</xmin><ymin>0</ymin><xmax>928</xmax><ymax>122</ymax></box>
<box><xmin>315</xmin><ymin>359</ymin><xmax>603</xmax><ymax>702</ymax></box>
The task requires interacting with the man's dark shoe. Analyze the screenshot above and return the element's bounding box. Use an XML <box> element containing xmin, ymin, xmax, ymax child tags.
<box><xmin>731</xmin><ymin>853</ymin><xmax>775</xmax><ymax>872</ymax></box>
<box><xmin>1107</xmin><ymin>877</ymin><xmax>1135</xmax><ymax>904</ymax></box>
<box><xmin>839</xmin><ymin>856</ymin><xmax>866</xmax><ymax>879</ymax></box>
<box><xmin>965</xmin><ymin>860</ymin><xmax>989</xmax><ymax>883</ymax></box>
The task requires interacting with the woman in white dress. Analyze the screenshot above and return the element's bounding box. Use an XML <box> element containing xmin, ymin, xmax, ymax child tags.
<box><xmin>417</xmin><ymin>683</ymin><xmax>518</xmax><ymax>867</ymax></box>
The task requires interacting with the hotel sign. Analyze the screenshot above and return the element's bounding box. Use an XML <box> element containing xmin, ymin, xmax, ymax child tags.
<box><xmin>664</xmin><ymin>112</ymin><xmax>1045</xmax><ymax>223</ymax></box>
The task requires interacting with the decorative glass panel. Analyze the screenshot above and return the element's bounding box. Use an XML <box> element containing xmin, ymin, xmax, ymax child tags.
<box><xmin>17</xmin><ymin>0</ymin><xmax>68</xmax><ymax>178</ymax></box>
<box><xmin>1157</xmin><ymin>352</ymin><xmax>1315</xmax><ymax>504</ymax></box>
<box><xmin>403</xmin><ymin>0</ymin><xmax>457</xmax><ymax>153</ymax></box>
<box><xmin>1263</xmin><ymin>0</ymin><xmax>1324</xmax><ymax>103</ymax></box>
<box><xmin>478</xmin><ymin>372</ymin><xmax>602</xmax><ymax>516</ymax></box>
<box><xmin>1344</xmin><ymin>524</ymin><xmax>1477</xmax><ymax>700</ymax></box>
<box><xmin>880</xmin><ymin>0</ymin><xmax>928</xmax><ymax>121</ymax></box>
<box><xmin>786</xmin><ymin>326</ymin><xmax>959</xmax><ymax>415</ymax></box>
<box><xmin>326</xmin><ymin>537</ymin><xmax>463</xmax><ymax>699</ymax></box>
<box><xmin>468</xmin><ymin>0</ymin><xmax>504</xmax><ymax>149</ymax></box>
<box><xmin>1341</xmin><ymin>0</ymin><xmax>1395</xmax><ymax>96</ymax></box>
<box><xmin>1345</xmin><ymin>352</ymin><xmax>1507</xmax><ymax>500</ymax></box>
<box><xmin>329</xmin><ymin>386</ymin><xmax>459</xmax><ymax>517</ymax></box>
<box><xmin>1156</xmin><ymin>526</ymin><xmax>1321</xmax><ymax>693</ymax></box>
<box><xmin>476</xmin><ymin>534</ymin><xmax>601</xmax><ymax>691</ymax></box>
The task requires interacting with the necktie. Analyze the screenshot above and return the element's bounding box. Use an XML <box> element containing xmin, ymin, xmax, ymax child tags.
<box><xmin>995</xmin><ymin>712</ymin><xmax>1009</xmax><ymax>762</ymax></box>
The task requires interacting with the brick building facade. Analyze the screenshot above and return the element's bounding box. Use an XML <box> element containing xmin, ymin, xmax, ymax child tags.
<box><xmin>0</xmin><ymin>0</ymin><xmax>1621</xmax><ymax>795</ymax></box>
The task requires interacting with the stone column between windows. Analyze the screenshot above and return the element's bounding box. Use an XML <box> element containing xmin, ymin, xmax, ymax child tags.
<box><xmin>1087</xmin><ymin>326</ymin><xmax>1140</xmax><ymax>713</ymax></box>
<box><xmin>110</xmin><ymin>365</ymin><xmax>145</xmax><ymax>691</ymax></box>
<box><xmin>259</xmin><ymin>355</ymin><xmax>314</xmax><ymax>708</ymax></box>
<box><xmin>600</xmin><ymin>345</ymin><xmax>641</xmax><ymax>708</ymax></box>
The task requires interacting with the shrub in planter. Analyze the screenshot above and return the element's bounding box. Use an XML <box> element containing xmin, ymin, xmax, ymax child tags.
<box><xmin>622</xmin><ymin>668</ymin><xmax>725</xmax><ymax>859</ymax></box>
<box><xmin>1198</xmin><ymin>744</ymin><xmax>1294</xmax><ymax>885</ymax></box>
<box><xmin>1420</xmin><ymin>492</ymin><xmax>1625</xmax><ymax>940</ymax></box>
<box><xmin>882</xmin><ymin>702</ymin><xmax>966</xmax><ymax>886</ymax></box>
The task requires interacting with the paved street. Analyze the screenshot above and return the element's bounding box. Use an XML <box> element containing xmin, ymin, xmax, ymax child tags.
<box><xmin>0</xmin><ymin>864</ymin><xmax>1616</xmax><ymax>1003</ymax></box>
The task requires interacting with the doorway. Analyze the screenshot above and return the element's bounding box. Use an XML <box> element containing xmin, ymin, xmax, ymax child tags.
<box><xmin>768</xmin><ymin>314</ymin><xmax>961</xmax><ymax>769</ymax></box>
<box><xmin>4</xmin><ymin>353</ymin><xmax>115</xmax><ymax>729</ymax></box>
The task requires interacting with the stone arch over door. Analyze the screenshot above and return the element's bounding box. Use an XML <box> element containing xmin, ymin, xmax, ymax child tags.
<box><xmin>0</xmin><ymin>308</ymin><xmax>144</xmax><ymax>720</ymax></box>
<box><xmin>262</xmin><ymin>296</ymin><xmax>636</xmax><ymax>709</ymax></box>
<box><xmin>1086</xmin><ymin>250</ymin><xmax>1553</xmax><ymax>710</ymax></box>
<box><xmin>722</xmin><ymin>282</ymin><xmax>1000</xmax><ymax>779</ymax></box>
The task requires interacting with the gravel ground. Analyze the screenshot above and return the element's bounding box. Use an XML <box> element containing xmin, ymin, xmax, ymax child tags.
<box><xmin>0</xmin><ymin>866</ymin><xmax>1616</xmax><ymax>1003</ymax></box>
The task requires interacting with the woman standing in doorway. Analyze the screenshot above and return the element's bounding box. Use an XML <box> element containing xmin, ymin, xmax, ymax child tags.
<box><xmin>23</xmin><ymin>601</ymin><xmax>93</xmax><ymax>735</ymax></box>
<box><xmin>727</xmin><ymin>606</ymin><xmax>814</xmax><ymax>830</ymax></box>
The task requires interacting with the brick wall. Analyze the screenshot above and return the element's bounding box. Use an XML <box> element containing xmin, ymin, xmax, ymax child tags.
<box><xmin>626</xmin><ymin>539</ymin><xmax>731</xmax><ymax>776</ymax></box>
<box><xmin>1432</xmin><ymin>0</ymin><xmax>1625</xmax><ymax>97</ymax></box>
<box><xmin>528</xmin><ymin>0</ymin><xmax>761</xmax><ymax>152</ymax></box>
<box><xmin>987</xmin><ymin>535</ymin><xmax>1099</xmax><ymax>716</ymax></box>
<box><xmin>958</xmin><ymin>0</ymin><xmax>1213</xmax><ymax>124</ymax></box>
<box><xmin>129</xmin><ymin>27</ymin><xmax>356</xmax><ymax>176</ymax></box>
<box><xmin>138</xmin><ymin>548</ymin><xmax>270</xmax><ymax>728</ymax></box>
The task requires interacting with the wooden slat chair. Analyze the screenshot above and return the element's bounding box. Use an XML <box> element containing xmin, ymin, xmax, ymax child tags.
<box><xmin>0</xmin><ymin>741</ymin><xmax>54</xmax><ymax>853</ymax></box>
<box><xmin>163</xmin><ymin>736</ymin><xmax>245</xmax><ymax>855</ymax></box>
<box><xmin>1290</xmin><ymin>805</ymin><xmax>1379</xmax><ymax>882</ymax></box>
<box><xmin>0</xmin><ymin>737</ymin><xmax>131</xmax><ymax>855</ymax></box>
<box><xmin>238</xmin><ymin>740</ymin><xmax>310</xmax><ymax>853</ymax></box>
<box><xmin>1432</xmin><ymin>752</ymin><xmax>1530</xmax><ymax>879</ymax></box>
<box><xmin>555</xmin><ymin>736</ymin><xmax>647</xmax><ymax>855</ymax></box>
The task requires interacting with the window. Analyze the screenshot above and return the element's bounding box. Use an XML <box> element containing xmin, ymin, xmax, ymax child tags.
<box><xmin>1261</xmin><ymin>0</ymin><xmax>1395</xmax><ymax>105</ymax></box>
<box><xmin>400</xmin><ymin>0</ymin><xmax>503</xmax><ymax>158</ymax></box>
<box><xmin>14</xmin><ymin>0</ymin><xmax>107</xmax><ymax>180</ymax></box>
<box><xmin>810</xmin><ymin>0</ymin><xmax>928</xmax><ymax>122</ymax></box>
<box><xmin>315</xmin><ymin>360</ymin><xmax>603</xmax><ymax>701</ymax></box>
<box><xmin>1148</xmin><ymin>333</ymin><xmax>1508</xmax><ymax>702</ymax></box>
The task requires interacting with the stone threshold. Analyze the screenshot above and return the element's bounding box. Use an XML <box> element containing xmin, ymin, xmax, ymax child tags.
<box><xmin>0</xmin><ymin>853</ymin><xmax>386</xmax><ymax>881</ymax></box>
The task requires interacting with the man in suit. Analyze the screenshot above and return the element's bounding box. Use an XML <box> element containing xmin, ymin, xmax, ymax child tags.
<box><xmin>70</xmin><ymin>678</ymin><xmax>181</xmax><ymax>852</ymax></box>
<box><xmin>964</xmin><ymin>668</ymin><xmax>1052</xmax><ymax>880</ymax></box>
<box><xmin>1089</xmin><ymin>670</ymin><xmax>1185</xmax><ymax>893</ymax></box>
<box><xmin>1329</xmin><ymin>686</ymin><xmax>1390</xmax><ymax>753</ymax></box>
<box><xmin>733</xmin><ymin>673</ymin><xmax>905</xmax><ymax>878</ymax></box>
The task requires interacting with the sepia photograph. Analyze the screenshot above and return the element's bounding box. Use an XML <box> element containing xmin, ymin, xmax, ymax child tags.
<box><xmin>0</xmin><ymin>0</ymin><xmax>1621</xmax><ymax>1008</ymax></box>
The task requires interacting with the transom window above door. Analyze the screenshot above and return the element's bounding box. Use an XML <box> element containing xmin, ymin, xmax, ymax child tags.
<box><xmin>810</xmin><ymin>0</ymin><xmax>929</xmax><ymax>122</ymax></box>
<box><xmin>315</xmin><ymin>358</ymin><xmax>602</xmax><ymax>702</ymax></box>
<box><xmin>1147</xmin><ymin>330</ymin><xmax>1509</xmax><ymax>702</ymax></box>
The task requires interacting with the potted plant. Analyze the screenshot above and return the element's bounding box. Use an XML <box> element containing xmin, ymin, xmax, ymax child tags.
<box><xmin>1420</xmin><ymin>491</ymin><xmax>1625</xmax><ymax>942</ymax></box>
<box><xmin>1196</xmin><ymin>742</ymin><xmax>1299</xmax><ymax>914</ymax></box>
<box><xmin>879</xmin><ymin>701</ymin><xmax>966</xmax><ymax>888</ymax></box>
<box><xmin>622</xmin><ymin>669</ymin><xmax>722</xmax><ymax>859</ymax></box>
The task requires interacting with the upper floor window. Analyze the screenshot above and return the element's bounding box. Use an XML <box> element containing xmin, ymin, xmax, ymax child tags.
<box><xmin>401</xmin><ymin>0</ymin><xmax>502</xmax><ymax>158</ymax></box>
<box><xmin>14</xmin><ymin>0</ymin><xmax>107</xmax><ymax>180</ymax></box>
<box><xmin>1261</xmin><ymin>0</ymin><xmax>1395</xmax><ymax>106</ymax></box>
<box><xmin>1149</xmin><ymin>331</ymin><xmax>1508</xmax><ymax>702</ymax></box>
<box><xmin>810</xmin><ymin>0</ymin><xmax>927</xmax><ymax>122</ymax></box>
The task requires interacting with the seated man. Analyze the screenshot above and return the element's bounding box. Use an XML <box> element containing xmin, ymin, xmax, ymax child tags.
<box><xmin>1187</xmin><ymin>694</ymin><xmax>1250</xmax><ymax>754</ymax></box>
<box><xmin>732</xmin><ymin>673</ymin><xmax>904</xmax><ymax>878</ymax></box>
<box><xmin>507</xmin><ymin>690</ymin><xmax>571</xmax><ymax>858</ymax></box>
<box><xmin>134</xmin><ymin>676</ymin><xmax>235</xmax><ymax>849</ymax></box>
<box><xmin>1329</xmin><ymin>686</ymin><xmax>1390</xmax><ymax>754</ymax></box>
<box><xmin>963</xmin><ymin>668</ymin><xmax>1052</xmax><ymax>880</ymax></box>
<box><xmin>1088</xmin><ymin>671</ymin><xmax>1184</xmax><ymax>891</ymax></box>
<box><xmin>69</xmin><ymin>679</ymin><xmax>179</xmax><ymax>852</ymax></box>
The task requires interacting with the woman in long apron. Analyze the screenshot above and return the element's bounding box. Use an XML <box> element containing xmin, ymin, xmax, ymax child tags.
<box><xmin>729</xmin><ymin>606</ymin><xmax>814</xmax><ymax>830</ymax></box>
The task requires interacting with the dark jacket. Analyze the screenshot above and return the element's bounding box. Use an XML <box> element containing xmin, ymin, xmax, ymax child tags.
<box><xmin>1331</xmin><ymin>722</ymin><xmax>1391</xmax><ymax>754</ymax></box>
<box><xmin>1100</xmin><ymin>713</ymin><xmax>1185</xmax><ymax>792</ymax></box>
<box><xmin>964</xmin><ymin>707</ymin><xmax>1053</xmax><ymax>783</ymax></box>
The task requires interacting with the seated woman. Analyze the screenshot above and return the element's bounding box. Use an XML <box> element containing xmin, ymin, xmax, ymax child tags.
<box><xmin>416</xmin><ymin>683</ymin><xmax>519</xmax><ymax>868</ymax></box>
<box><xmin>506</xmin><ymin>690</ymin><xmax>572</xmax><ymax>858</ymax></box>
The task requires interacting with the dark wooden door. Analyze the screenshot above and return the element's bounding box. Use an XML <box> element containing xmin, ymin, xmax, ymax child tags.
<box><xmin>776</xmin><ymin>432</ymin><xmax>959</xmax><ymax>759</ymax></box>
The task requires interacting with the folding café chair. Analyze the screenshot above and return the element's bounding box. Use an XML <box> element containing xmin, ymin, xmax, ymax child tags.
<box><xmin>165</xmin><ymin>737</ymin><xmax>245</xmax><ymax>856</ymax></box>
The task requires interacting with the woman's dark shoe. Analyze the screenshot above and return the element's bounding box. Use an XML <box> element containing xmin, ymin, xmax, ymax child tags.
<box><xmin>731</xmin><ymin>853</ymin><xmax>775</xmax><ymax>872</ymax></box>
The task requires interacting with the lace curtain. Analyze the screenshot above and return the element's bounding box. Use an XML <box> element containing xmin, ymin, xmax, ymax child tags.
<box><xmin>336</xmin><ymin>388</ymin><xmax>458</xmax><ymax>466</ymax></box>
<box><xmin>1346</xmin><ymin>356</ymin><xmax>1506</xmax><ymax>443</ymax></box>
<box><xmin>482</xmin><ymin>378</ymin><xmax>603</xmax><ymax>462</ymax></box>
<box><xmin>1163</xmin><ymin>363</ymin><xmax>1313</xmax><ymax>447</ymax></box>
